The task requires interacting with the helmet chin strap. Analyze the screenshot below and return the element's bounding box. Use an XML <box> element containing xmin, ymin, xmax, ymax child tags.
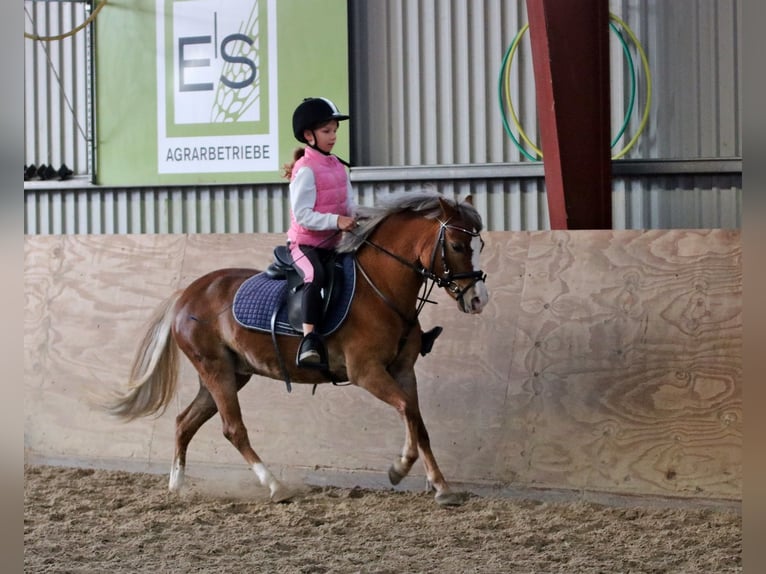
<box><xmin>306</xmin><ymin>132</ymin><xmax>350</xmax><ymax>167</ymax></box>
<box><xmin>307</xmin><ymin>132</ymin><xmax>329</xmax><ymax>155</ymax></box>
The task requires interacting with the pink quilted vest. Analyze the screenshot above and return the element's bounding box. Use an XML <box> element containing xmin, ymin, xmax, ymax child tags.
<box><xmin>288</xmin><ymin>146</ymin><xmax>350</xmax><ymax>248</ymax></box>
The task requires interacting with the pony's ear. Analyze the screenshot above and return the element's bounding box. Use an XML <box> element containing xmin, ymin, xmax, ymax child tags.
<box><xmin>464</xmin><ymin>195</ymin><xmax>473</xmax><ymax>206</ymax></box>
<box><xmin>437</xmin><ymin>196</ymin><xmax>457</xmax><ymax>219</ymax></box>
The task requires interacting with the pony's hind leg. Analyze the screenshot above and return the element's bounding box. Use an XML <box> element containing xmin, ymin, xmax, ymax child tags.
<box><xmin>196</xmin><ymin>364</ymin><xmax>293</xmax><ymax>503</ymax></box>
<box><xmin>169</xmin><ymin>377</ymin><xmax>219</xmax><ymax>492</ymax></box>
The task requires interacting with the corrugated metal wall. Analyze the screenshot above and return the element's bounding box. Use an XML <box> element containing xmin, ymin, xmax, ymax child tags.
<box><xmin>639</xmin><ymin>0</ymin><xmax>741</xmax><ymax>158</ymax></box>
<box><xmin>25</xmin><ymin>184</ymin><xmax>291</xmax><ymax>235</ymax></box>
<box><xmin>24</xmin><ymin>0</ymin><xmax>741</xmax><ymax>233</ymax></box>
<box><xmin>348</xmin><ymin>0</ymin><xmax>741</xmax><ymax>165</ymax></box>
<box><xmin>24</xmin><ymin>172</ymin><xmax>742</xmax><ymax>234</ymax></box>
<box><xmin>24</xmin><ymin>0</ymin><xmax>91</xmax><ymax>176</ymax></box>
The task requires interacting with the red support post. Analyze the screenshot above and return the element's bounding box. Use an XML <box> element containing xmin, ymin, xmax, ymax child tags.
<box><xmin>525</xmin><ymin>0</ymin><xmax>612</xmax><ymax>229</ymax></box>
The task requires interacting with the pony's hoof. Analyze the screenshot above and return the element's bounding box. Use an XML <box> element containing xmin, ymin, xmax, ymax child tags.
<box><xmin>270</xmin><ymin>485</ymin><xmax>296</xmax><ymax>504</ymax></box>
<box><xmin>435</xmin><ymin>490</ymin><xmax>467</xmax><ymax>507</ymax></box>
<box><xmin>388</xmin><ymin>465</ymin><xmax>405</xmax><ymax>485</ymax></box>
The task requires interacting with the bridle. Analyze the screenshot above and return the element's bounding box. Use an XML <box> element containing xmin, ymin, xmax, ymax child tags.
<box><xmin>355</xmin><ymin>217</ymin><xmax>488</xmax><ymax>323</ymax></box>
<box><xmin>427</xmin><ymin>219</ymin><xmax>487</xmax><ymax>305</ymax></box>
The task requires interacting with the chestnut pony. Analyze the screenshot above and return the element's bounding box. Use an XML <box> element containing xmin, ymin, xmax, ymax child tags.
<box><xmin>107</xmin><ymin>191</ymin><xmax>489</xmax><ymax>506</ymax></box>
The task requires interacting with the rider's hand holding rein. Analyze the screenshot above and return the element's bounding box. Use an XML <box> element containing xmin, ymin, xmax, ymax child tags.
<box><xmin>337</xmin><ymin>215</ymin><xmax>357</xmax><ymax>232</ymax></box>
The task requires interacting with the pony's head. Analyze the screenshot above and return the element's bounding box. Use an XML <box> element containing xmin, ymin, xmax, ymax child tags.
<box><xmin>339</xmin><ymin>191</ymin><xmax>489</xmax><ymax>314</ymax></box>
<box><xmin>431</xmin><ymin>195</ymin><xmax>489</xmax><ymax>314</ymax></box>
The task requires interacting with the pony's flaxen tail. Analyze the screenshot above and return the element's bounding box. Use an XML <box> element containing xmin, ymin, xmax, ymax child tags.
<box><xmin>106</xmin><ymin>291</ymin><xmax>183</xmax><ymax>421</ymax></box>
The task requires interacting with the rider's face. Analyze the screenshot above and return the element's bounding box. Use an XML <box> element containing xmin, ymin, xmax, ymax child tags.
<box><xmin>304</xmin><ymin>120</ymin><xmax>339</xmax><ymax>153</ymax></box>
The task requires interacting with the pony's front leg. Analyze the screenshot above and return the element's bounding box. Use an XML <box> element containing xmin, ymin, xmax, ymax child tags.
<box><xmin>387</xmin><ymin>420</ymin><xmax>418</xmax><ymax>486</ymax></box>
<box><xmin>408</xmin><ymin>412</ymin><xmax>466</xmax><ymax>506</ymax></box>
<box><xmin>386</xmin><ymin>367</ymin><xmax>423</xmax><ymax>485</ymax></box>
<box><xmin>399</xmin><ymin>388</ymin><xmax>465</xmax><ymax>506</ymax></box>
<box><xmin>356</xmin><ymin>362</ymin><xmax>465</xmax><ymax>506</ymax></box>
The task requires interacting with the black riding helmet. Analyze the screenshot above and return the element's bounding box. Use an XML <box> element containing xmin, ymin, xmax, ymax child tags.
<box><xmin>292</xmin><ymin>97</ymin><xmax>349</xmax><ymax>143</ymax></box>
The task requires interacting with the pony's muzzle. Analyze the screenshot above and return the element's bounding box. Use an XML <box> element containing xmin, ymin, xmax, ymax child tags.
<box><xmin>457</xmin><ymin>281</ymin><xmax>489</xmax><ymax>314</ymax></box>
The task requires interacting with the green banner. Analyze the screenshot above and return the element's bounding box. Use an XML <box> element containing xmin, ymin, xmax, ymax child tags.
<box><xmin>96</xmin><ymin>0</ymin><xmax>349</xmax><ymax>185</ymax></box>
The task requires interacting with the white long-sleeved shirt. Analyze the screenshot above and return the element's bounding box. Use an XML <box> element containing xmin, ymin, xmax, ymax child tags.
<box><xmin>289</xmin><ymin>165</ymin><xmax>356</xmax><ymax>231</ymax></box>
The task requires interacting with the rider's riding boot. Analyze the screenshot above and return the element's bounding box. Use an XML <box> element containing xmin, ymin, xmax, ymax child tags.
<box><xmin>297</xmin><ymin>332</ymin><xmax>328</xmax><ymax>369</ymax></box>
<box><xmin>420</xmin><ymin>326</ymin><xmax>444</xmax><ymax>356</ymax></box>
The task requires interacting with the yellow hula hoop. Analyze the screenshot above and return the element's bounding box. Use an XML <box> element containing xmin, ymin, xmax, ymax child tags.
<box><xmin>608</xmin><ymin>14</ymin><xmax>652</xmax><ymax>160</ymax></box>
<box><xmin>24</xmin><ymin>0</ymin><xmax>108</xmax><ymax>42</ymax></box>
<box><xmin>504</xmin><ymin>13</ymin><xmax>652</xmax><ymax>160</ymax></box>
<box><xmin>504</xmin><ymin>23</ymin><xmax>542</xmax><ymax>157</ymax></box>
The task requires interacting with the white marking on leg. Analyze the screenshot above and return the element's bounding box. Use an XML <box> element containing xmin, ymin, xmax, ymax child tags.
<box><xmin>168</xmin><ymin>459</ymin><xmax>185</xmax><ymax>492</ymax></box>
<box><xmin>253</xmin><ymin>462</ymin><xmax>282</xmax><ymax>498</ymax></box>
<box><xmin>424</xmin><ymin>477</ymin><xmax>433</xmax><ymax>492</ymax></box>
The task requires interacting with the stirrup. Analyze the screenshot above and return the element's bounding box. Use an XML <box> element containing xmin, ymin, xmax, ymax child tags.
<box><xmin>420</xmin><ymin>326</ymin><xmax>443</xmax><ymax>356</ymax></box>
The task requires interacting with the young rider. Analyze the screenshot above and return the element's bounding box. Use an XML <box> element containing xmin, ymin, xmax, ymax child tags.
<box><xmin>282</xmin><ymin>97</ymin><xmax>357</xmax><ymax>369</ymax></box>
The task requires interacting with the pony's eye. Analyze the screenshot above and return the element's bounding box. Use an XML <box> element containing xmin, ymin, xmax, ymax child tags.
<box><xmin>450</xmin><ymin>242</ymin><xmax>465</xmax><ymax>253</ymax></box>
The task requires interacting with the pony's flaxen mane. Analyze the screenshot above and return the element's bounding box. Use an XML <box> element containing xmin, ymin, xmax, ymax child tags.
<box><xmin>336</xmin><ymin>191</ymin><xmax>483</xmax><ymax>253</ymax></box>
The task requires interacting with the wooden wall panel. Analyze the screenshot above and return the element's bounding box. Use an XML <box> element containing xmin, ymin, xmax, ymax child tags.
<box><xmin>24</xmin><ymin>231</ymin><xmax>741</xmax><ymax>501</ymax></box>
<box><xmin>497</xmin><ymin>230</ymin><xmax>741</xmax><ymax>498</ymax></box>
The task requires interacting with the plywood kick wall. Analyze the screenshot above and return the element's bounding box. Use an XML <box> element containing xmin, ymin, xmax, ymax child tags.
<box><xmin>24</xmin><ymin>230</ymin><xmax>742</xmax><ymax>501</ymax></box>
